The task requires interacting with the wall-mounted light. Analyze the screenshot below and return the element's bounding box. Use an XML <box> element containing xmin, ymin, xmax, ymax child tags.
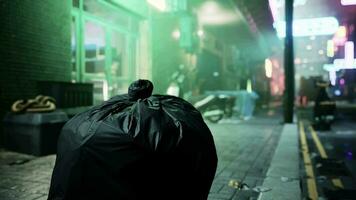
<box><xmin>197</xmin><ymin>1</ymin><xmax>240</xmax><ymax>25</ymax></box>
<box><xmin>197</xmin><ymin>30</ymin><xmax>204</xmax><ymax>37</ymax></box>
<box><xmin>172</xmin><ymin>30</ymin><xmax>180</xmax><ymax>39</ymax></box>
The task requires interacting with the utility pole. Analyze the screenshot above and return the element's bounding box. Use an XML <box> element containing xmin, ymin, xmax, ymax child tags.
<box><xmin>284</xmin><ymin>0</ymin><xmax>295</xmax><ymax>123</ymax></box>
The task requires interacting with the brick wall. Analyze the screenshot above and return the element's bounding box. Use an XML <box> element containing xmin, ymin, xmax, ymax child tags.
<box><xmin>0</xmin><ymin>0</ymin><xmax>72</xmax><ymax>145</ymax></box>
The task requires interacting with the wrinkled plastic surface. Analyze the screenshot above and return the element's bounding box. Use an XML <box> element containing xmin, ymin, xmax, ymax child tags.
<box><xmin>48</xmin><ymin>94</ymin><xmax>217</xmax><ymax>200</ymax></box>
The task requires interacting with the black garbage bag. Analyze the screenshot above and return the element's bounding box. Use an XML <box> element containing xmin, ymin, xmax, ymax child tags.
<box><xmin>48</xmin><ymin>80</ymin><xmax>218</xmax><ymax>200</ymax></box>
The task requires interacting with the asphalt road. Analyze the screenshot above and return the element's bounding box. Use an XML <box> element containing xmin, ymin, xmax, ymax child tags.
<box><xmin>300</xmin><ymin>116</ymin><xmax>356</xmax><ymax>200</ymax></box>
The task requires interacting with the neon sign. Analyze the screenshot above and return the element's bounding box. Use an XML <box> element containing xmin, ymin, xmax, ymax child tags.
<box><xmin>324</xmin><ymin>41</ymin><xmax>356</xmax><ymax>85</ymax></box>
<box><xmin>274</xmin><ymin>17</ymin><xmax>339</xmax><ymax>38</ymax></box>
<box><xmin>341</xmin><ymin>0</ymin><xmax>356</xmax><ymax>6</ymax></box>
<box><xmin>333</xmin><ymin>26</ymin><xmax>347</xmax><ymax>46</ymax></box>
<box><xmin>327</xmin><ymin>40</ymin><xmax>335</xmax><ymax>57</ymax></box>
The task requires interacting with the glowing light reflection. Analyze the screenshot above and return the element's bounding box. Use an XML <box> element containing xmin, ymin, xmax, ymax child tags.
<box><xmin>327</xmin><ymin>40</ymin><xmax>335</xmax><ymax>57</ymax></box>
<box><xmin>147</xmin><ymin>0</ymin><xmax>167</xmax><ymax>11</ymax></box>
<box><xmin>265</xmin><ymin>59</ymin><xmax>273</xmax><ymax>78</ymax></box>
<box><xmin>341</xmin><ymin>0</ymin><xmax>356</xmax><ymax>6</ymax></box>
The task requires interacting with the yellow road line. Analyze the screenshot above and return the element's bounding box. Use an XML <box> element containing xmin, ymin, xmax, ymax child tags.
<box><xmin>299</xmin><ymin>121</ymin><xmax>319</xmax><ymax>200</ymax></box>
<box><xmin>308</xmin><ymin>125</ymin><xmax>344</xmax><ymax>189</ymax></box>
<box><xmin>308</xmin><ymin>126</ymin><xmax>328</xmax><ymax>159</ymax></box>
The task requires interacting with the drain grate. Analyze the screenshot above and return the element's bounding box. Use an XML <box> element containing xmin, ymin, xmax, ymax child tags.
<box><xmin>315</xmin><ymin>157</ymin><xmax>351</xmax><ymax>177</ymax></box>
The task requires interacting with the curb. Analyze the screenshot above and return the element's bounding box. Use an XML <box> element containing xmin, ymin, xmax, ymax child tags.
<box><xmin>258</xmin><ymin>124</ymin><xmax>301</xmax><ymax>200</ymax></box>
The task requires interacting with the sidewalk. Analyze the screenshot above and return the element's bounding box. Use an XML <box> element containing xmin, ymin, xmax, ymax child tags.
<box><xmin>0</xmin><ymin>152</ymin><xmax>53</xmax><ymax>200</ymax></box>
<box><xmin>208</xmin><ymin>117</ymin><xmax>294</xmax><ymax>200</ymax></box>
<box><xmin>0</xmin><ymin>116</ymin><xmax>300</xmax><ymax>200</ymax></box>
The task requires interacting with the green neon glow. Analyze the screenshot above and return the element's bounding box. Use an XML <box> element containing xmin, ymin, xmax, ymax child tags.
<box><xmin>247</xmin><ymin>79</ymin><xmax>252</xmax><ymax>93</ymax></box>
<box><xmin>147</xmin><ymin>0</ymin><xmax>167</xmax><ymax>11</ymax></box>
<box><xmin>274</xmin><ymin>17</ymin><xmax>339</xmax><ymax>38</ymax></box>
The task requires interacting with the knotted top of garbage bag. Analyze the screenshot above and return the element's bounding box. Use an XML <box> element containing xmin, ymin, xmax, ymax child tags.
<box><xmin>128</xmin><ymin>79</ymin><xmax>153</xmax><ymax>100</ymax></box>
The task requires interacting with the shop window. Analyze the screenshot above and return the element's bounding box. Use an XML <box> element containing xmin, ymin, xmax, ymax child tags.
<box><xmin>84</xmin><ymin>21</ymin><xmax>106</xmax><ymax>74</ymax></box>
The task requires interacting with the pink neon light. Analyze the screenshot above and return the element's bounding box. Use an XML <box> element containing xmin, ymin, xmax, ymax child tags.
<box><xmin>333</xmin><ymin>26</ymin><xmax>347</xmax><ymax>46</ymax></box>
<box><xmin>268</xmin><ymin>0</ymin><xmax>279</xmax><ymax>22</ymax></box>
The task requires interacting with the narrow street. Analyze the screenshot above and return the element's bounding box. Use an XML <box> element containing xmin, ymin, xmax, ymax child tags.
<box><xmin>1</xmin><ymin>0</ymin><xmax>356</xmax><ymax>199</ymax></box>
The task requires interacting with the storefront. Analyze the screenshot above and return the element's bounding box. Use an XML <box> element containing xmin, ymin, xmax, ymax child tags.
<box><xmin>71</xmin><ymin>0</ymin><xmax>149</xmax><ymax>104</ymax></box>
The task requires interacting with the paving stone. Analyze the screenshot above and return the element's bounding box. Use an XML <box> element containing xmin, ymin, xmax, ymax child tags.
<box><xmin>257</xmin><ymin>176</ymin><xmax>300</xmax><ymax>200</ymax></box>
<box><xmin>232</xmin><ymin>190</ymin><xmax>259</xmax><ymax>200</ymax></box>
<box><xmin>207</xmin><ymin>119</ymin><xmax>282</xmax><ymax>200</ymax></box>
<box><xmin>208</xmin><ymin>192</ymin><xmax>235</xmax><ymax>200</ymax></box>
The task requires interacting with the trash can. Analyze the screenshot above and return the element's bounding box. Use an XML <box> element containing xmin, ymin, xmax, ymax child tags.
<box><xmin>3</xmin><ymin>111</ymin><xmax>68</xmax><ymax>156</ymax></box>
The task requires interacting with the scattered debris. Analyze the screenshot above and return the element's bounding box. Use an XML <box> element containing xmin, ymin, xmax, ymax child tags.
<box><xmin>10</xmin><ymin>186</ymin><xmax>17</xmax><ymax>190</ymax></box>
<box><xmin>228</xmin><ymin>179</ymin><xmax>249</xmax><ymax>190</ymax></box>
<box><xmin>228</xmin><ymin>179</ymin><xmax>271</xmax><ymax>193</ymax></box>
<box><xmin>280</xmin><ymin>176</ymin><xmax>299</xmax><ymax>182</ymax></box>
<box><xmin>252</xmin><ymin>186</ymin><xmax>272</xmax><ymax>193</ymax></box>
<box><xmin>218</xmin><ymin>118</ymin><xmax>242</xmax><ymax>124</ymax></box>
<box><xmin>316</xmin><ymin>163</ymin><xmax>323</xmax><ymax>168</ymax></box>
<box><xmin>310</xmin><ymin>152</ymin><xmax>319</xmax><ymax>159</ymax></box>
